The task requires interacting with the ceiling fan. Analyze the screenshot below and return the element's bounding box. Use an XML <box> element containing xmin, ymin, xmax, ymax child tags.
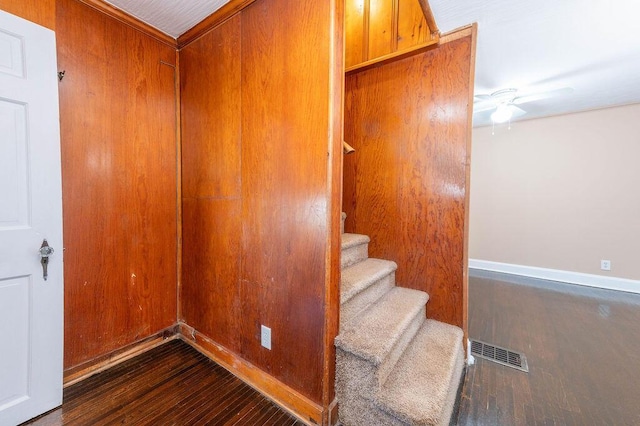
<box><xmin>474</xmin><ymin>87</ymin><xmax>574</xmax><ymax>124</ymax></box>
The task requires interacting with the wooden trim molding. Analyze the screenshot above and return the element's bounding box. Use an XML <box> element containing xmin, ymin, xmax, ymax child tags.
<box><xmin>345</xmin><ymin>37</ymin><xmax>439</xmax><ymax>75</ymax></box>
<box><xmin>63</xmin><ymin>326</ymin><xmax>179</xmax><ymax>386</ymax></box>
<box><xmin>74</xmin><ymin>0</ymin><xmax>176</xmax><ymax>47</ymax></box>
<box><xmin>440</xmin><ymin>24</ymin><xmax>475</xmax><ymax>44</ymax></box>
<box><xmin>177</xmin><ymin>0</ymin><xmax>256</xmax><ymax>49</ymax></box>
<box><xmin>417</xmin><ymin>0</ymin><xmax>440</xmax><ymax>37</ymax></box>
<box><xmin>178</xmin><ymin>323</ymin><xmax>323</xmax><ymax>426</ymax></box>
<box><xmin>462</xmin><ymin>23</ymin><xmax>478</xmax><ymax>353</ymax></box>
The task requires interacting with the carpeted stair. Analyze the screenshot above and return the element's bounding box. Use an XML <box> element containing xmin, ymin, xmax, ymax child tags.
<box><xmin>336</xmin><ymin>214</ymin><xmax>465</xmax><ymax>426</ymax></box>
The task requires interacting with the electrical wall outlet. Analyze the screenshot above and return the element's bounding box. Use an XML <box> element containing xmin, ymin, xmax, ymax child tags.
<box><xmin>261</xmin><ymin>325</ymin><xmax>271</xmax><ymax>350</ymax></box>
<box><xmin>600</xmin><ymin>260</ymin><xmax>611</xmax><ymax>271</ymax></box>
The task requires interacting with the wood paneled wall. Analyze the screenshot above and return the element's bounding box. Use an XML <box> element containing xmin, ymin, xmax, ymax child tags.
<box><xmin>180</xmin><ymin>14</ymin><xmax>242</xmax><ymax>355</ymax></box>
<box><xmin>345</xmin><ymin>0</ymin><xmax>436</xmax><ymax>70</ymax></box>
<box><xmin>180</xmin><ymin>0</ymin><xmax>342</xmax><ymax>416</ymax></box>
<box><xmin>57</xmin><ymin>0</ymin><xmax>178</xmax><ymax>370</ymax></box>
<box><xmin>0</xmin><ymin>0</ymin><xmax>55</xmax><ymax>30</ymax></box>
<box><xmin>343</xmin><ymin>30</ymin><xmax>475</xmax><ymax>330</ymax></box>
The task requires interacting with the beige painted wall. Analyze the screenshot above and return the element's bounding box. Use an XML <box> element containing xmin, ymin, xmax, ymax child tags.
<box><xmin>469</xmin><ymin>103</ymin><xmax>640</xmax><ymax>280</ymax></box>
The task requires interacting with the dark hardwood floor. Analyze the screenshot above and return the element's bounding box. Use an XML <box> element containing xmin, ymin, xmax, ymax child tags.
<box><xmin>457</xmin><ymin>270</ymin><xmax>640</xmax><ymax>426</ymax></box>
<box><xmin>22</xmin><ymin>272</ymin><xmax>640</xmax><ymax>426</ymax></box>
<box><xmin>24</xmin><ymin>339</ymin><xmax>304</xmax><ymax>426</ymax></box>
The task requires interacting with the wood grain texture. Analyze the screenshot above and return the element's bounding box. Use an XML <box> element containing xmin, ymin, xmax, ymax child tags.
<box><xmin>180</xmin><ymin>12</ymin><xmax>243</xmax><ymax>361</ymax></box>
<box><xmin>181</xmin><ymin>199</ymin><xmax>242</xmax><ymax>350</ymax></box>
<box><xmin>368</xmin><ymin>0</ymin><xmax>393</xmax><ymax>60</ymax></box>
<box><xmin>27</xmin><ymin>340</ymin><xmax>305</xmax><ymax>425</ymax></box>
<box><xmin>57</xmin><ymin>0</ymin><xmax>178</xmax><ymax>370</ymax></box>
<box><xmin>63</xmin><ymin>326</ymin><xmax>177</xmax><ymax>386</ymax></box>
<box><xmin>344</xmin><ymin>0</ymin><xmax>365</xmax><ymax>68</ymax></box>
<box><xmin>179</xmin><ymin>0</ymin><xmax>342</xmax><ymax>413</ymax></box>
<box><xmin>461</xmin><ymin>25</ymin><xmax>477</xmax><ymax>345</ymax></box>
<box><xmin>344</xmin><ymin>0</ymin><xmax>436</xmax><ymax>70</ymax></box>
<box><xmin>74</xmin><ymin>0</ymin><xmax>176</xmax><ymax>46</ymax></box>
<box><xmin>322</xmin><ymin>0</ymin><xmax>344</xmax><ymax>419</ymax></box>
<box><xmin>417</xmin><ymin>0</ymin><xmax>439</xmax><ymax>35</ymax></box>
<box><xmin>458</xmin><ymin>272</ymin><xmax>640</xmax><ymax>426</ymax></box>
<box><xmin>343</xmin><ymin>34</ymin><xmax>474</xmax><ymax>328</ymax></box>
<box><xmin>239</xmin><ymin>0</ymin><xmax>333</xmax><ymax>403</ymax></box>
<box><xmin>180</xmin><ymin>15</ymin><xmax>241</xmax><ymax>200</ymax></box>
<box><xmin>180</xmin><ymin>323</ymin><xmax>322</xmax><ymax>425</ymax></box>
<box><xmin>397</xmin><ymin>0</ymin><xmax>429</xmax><ymax>51</ymax></box>
<box><xmin>0</xmin><ymin>0</ymin><xmax>55</xmax><ymax>29</ymax></box>
<box><xmin>345</xmin><ymin>37</ymin><xmax>438</xmax><ymax>74</ymax></box>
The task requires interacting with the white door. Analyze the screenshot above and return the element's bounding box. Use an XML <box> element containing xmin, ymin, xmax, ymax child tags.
<box><xmin>0</xmin><ymin>10</ymin><xmax>63</xmax><ymax>426</ymax></box>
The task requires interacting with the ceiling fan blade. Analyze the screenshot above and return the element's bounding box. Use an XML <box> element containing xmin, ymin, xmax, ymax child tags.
<box><xmin>474</xmin><ymin>94</ymin><xmax>491</xmax><ymax>101</ymax></box>
<box><xmin>509</xmin><ymin>105</ymin><xmax>527</xmax><ymax>118</ymax></box>
<box><xmin>513</xmin><ymin>87</ymin><xmax>574</xmax><ymax>105</ymax></box>
<box><xmin>473</xmin><ymin>100</ymin><xmax>498</xmax><ymax>113</ymax></box>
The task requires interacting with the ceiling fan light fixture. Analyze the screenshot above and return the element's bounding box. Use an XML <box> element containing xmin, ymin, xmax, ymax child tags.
<box><xmin>491</xmin><ymin>104</ymin><xmax>513</xmax><ymax>124</ymax></box>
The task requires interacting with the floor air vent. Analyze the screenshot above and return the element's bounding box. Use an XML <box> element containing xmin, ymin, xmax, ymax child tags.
<box><xmin>470</xmin><ymin>339</ymin><xmax>529</xmax><ymax>372</ymax></box>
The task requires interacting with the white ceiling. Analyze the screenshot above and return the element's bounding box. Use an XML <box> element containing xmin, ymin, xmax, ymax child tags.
<box><xmin>105</xmin><ymin>0</ymin><xmax>640</xmax><ymax>127</ymax></box>
<box><xmin>430</xmin><ymin>0</ymin><xmax>640</xmax><ymax>127</ymax></box>
<box><xmin>102</xmin><ymin>0</ymin><xmax>230</xmax><ymax>38</ymax></box>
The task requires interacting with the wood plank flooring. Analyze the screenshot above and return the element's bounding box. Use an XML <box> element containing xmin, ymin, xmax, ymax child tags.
<box><xmin>456</xmin><ymin>271</ymin><xmax>640</xmax><ymax>426</ymax></box>
<box><xmin>24</xmin><ymin>339</ymin><xmax>305</xmax><ymax>426</ymax></box>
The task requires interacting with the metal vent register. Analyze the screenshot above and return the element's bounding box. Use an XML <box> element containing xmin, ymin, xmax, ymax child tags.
<box><xmin>470</xmin><ymin>339</ymin><xmax>529</xmax><ymax>372</ymax></box>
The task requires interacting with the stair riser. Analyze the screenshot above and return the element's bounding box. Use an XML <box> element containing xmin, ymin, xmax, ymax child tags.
<box><xmin>341</xmin><ymin>242</ymin><xmax>369</xmax><ymax>269</ymax></box>
<box><xmin>438</xmin><ymin>346</ymin><xmax>465</xmax><ymax>426</ymax></box>
<box><xmin>336</xmin><ymin>348</ymin><xmax>378</xmax><ymax>402</ymax></box>
<box><xmin>377</xmin><ymin>306</ymin><xmax>425</xmax><ymax>385</ymax></box>
<box><xmin>340</xmin><ymin>273</ymin><xmax>395</xmax><ymax>331</ymax></box>
<box><xmin>337</xmin><ymin>305</ymin><xmax>426</xmax><ymax>398</ymax></box>
<box><xmin>336</xmin><ymin>392</ymin><xmax>405</xmax><ymax>426</ymax></box>
<box><xmin>374</xmin><ymin>345</ymin><xmax>465</xmax><ymax>426</ymax></box>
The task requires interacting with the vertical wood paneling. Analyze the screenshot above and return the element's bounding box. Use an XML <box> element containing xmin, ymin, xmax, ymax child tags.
<box><xmin>180</xmin><ymin>16</ymin><xmax>241</xmax><ymax>200</ymax></box>
<box><xmin>180</xmin><ymin>14</ymin><xmax>242</xmax><ymax>353</ymax></box>
<box><xmin>57</xmin><ymin>0</ymin><xmax>177</xmax><ymax>370</ymax></box>
<box><xmin>368</xmin><ymin>0</ymin><xmax>393</xmax><ymax>60</ymax></box>
<box><xmin>397</xmin><ymin>0</ymin><xmax>428</xmax><ymax>50</ymax></box>
<box><xmin>0</xmin><ymin>0</ymin><xmax>55</xmax><ymax>29</ymax></box>
<box><xmin>240</xmin><ymin>0</ymin><xmax>332</xmax><ymax>402</ymax></box>
<box><xmin>344</xmin><ymin>0</ymin><xmax>365</xmax><ymax>68</ymax></box>
<box><xmin>179</xmin><ymin>0</ymin><xmax>342</xmax><ymax>411</ymax></box>
<box><xmin>345</xmin><ymin>0</ymin><xmax>436</xmax><ymax>71</ymax></box>
<box><xmin>343</xmin><ymin>35</ymin><xmax>473</xmax><ymax>327</ymax></box>
<box><xmin>181</xmin><ymin>199</ymin><xmax>242</xmax><ymax>349</ymax></box>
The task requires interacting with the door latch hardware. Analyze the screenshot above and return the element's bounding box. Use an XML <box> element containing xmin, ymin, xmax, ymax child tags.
<box><xmin>39</xmin><ymin>239</ymin><xmax>54</xmax><ymax>281</ymax></box>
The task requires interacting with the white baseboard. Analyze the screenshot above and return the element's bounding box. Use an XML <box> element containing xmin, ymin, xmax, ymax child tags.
<box><xmin>469</xmin><ymin>259</ymin><xmax>640</xmax><ymax>295</ymax></box>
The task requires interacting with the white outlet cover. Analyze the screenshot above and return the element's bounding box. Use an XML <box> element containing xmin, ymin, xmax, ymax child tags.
<box><xmin>601</xmin><ymin>260</ymin><xmax>611</xmax><ymax>271</ymax></box>
<box><xmin>261</xmin><ymin>325</ymin><xmax>271</xmax><ymax>350</ymax></box>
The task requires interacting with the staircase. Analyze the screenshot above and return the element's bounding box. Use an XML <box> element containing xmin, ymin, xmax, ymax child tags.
<box><xmin>336</xmin><ymin>213</ymin><xmax>465</xmax><ymax>426</ymax></box>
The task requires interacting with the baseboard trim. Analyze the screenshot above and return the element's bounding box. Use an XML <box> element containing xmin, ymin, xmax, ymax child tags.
<box><xmin>326</xmin><ymin>397</ymin><xmax>339</xmax><ymax>426</ymax></box>
<box><xmin>177</xmin><ymin>322</ymin><xmax>323</xmax><ymax>426</ymax></box>
<box><xmin>63</xmin><ymin>325</ymin><xmax>179</xmax><ymax>386</ymax></box>
<box><xmin>469</xmin><ymin>259</ymin><xmax>640</xmax><ymax>294</ymax></box>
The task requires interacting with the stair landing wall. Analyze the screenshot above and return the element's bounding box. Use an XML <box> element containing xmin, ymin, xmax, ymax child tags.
<box><xmin>343</xmin><ymin>27</ymin><xmax>477</xmax><ymax>332</ymax></box>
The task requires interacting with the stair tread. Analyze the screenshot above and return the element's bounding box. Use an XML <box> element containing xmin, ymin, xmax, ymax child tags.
<box><xmin>341</xmin><ymin>258</ymin><xmax>397</xmax><ymax>304</ymax></box>
<box><xmin>335</xmin><ymin>287</ymin><xmax>428</xmax><ymax>365</ymax></box>
<box><xmin>375</xmin><ymin>319</ymin><xmax>464</xmax><ymax>426</ymax></box>
<box><xmin>341</xmin><ymin>233</ymin><xmax>370</xmax><ymax>250</ymax></box>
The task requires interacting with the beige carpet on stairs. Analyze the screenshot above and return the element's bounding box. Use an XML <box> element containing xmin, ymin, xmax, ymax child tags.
<box><xmin>336</xmin><ymin>216</ymin><xmax>465</xmax><ymax>426</ymax></box>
